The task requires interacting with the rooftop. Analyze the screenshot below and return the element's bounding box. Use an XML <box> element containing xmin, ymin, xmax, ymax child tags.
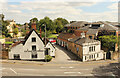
<box><xmin>65</xmin><ymin>21</ymin><xmax>88</xmax><ymax>27</ymax></box>
<box><xmin>58</xmin><ymin>33</ymin><xmax>76</xmax><ymax>40</ymax></box>
<box><xmin>69</xmin><ymin>37</ymin><xmax>98</xmax><ymax>45</ymax></box>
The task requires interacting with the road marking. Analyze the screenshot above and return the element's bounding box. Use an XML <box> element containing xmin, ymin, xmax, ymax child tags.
<box><xmin>10</xmin><ymin>68</ymin><xmax>17</xmax><ymax>74</ymax></box>
<box><xmin>64</xmin><ymin>72</ymin><xmax>81</xmax><ymax>74</ymax></box>
<box><xmin>60</xmin><ymin>66</ymin><xmax>74</xmax><ymax>69</ymax></box>
<box><xmin>69</xmin><ymin>67</ymin><xmax>74</xmax><ymax>68</ymax></box>
<box><xmin>0</xmin><ymin>68</ymin><xmax>6</xmax><ymax>70</ymax></box>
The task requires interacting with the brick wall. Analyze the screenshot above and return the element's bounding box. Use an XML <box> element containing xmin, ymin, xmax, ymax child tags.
<box><xmin>68</xmin><ymin>41</ymin><xmax>83</xmax><ymax>60</ymax></box>
<box><xmin>0</xmin><ymin>51</ymin><xmax>8</xmax><ymax>59</ymax></box>
<box><xmin>111</xmin><ymin>52</ymin><xmax>119</xmax><ymax>60</ymax></box>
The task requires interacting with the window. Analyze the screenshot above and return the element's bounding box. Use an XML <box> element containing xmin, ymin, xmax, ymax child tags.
<box><xmin>85</xmin><ymin>56</ymin><xmax>86</xmax><ymax>60</ymax></box>
<box><xmin>89</xmin><ymin>47</ymin><xmax>91</xmax><ymax>52</ymax></box>
<box><xmin>89</xmin><ymin>36</ymin><xmax>92</xmax><ymax>39</ymax></box>
<box><xmin>32</xmin><ymin>54</ymin><xmax>37</xmax><ymax>58</ymax></box>
<box><xmin>32</xmin><ymin>37</ymin><xmax>36</xmax><ymax>42</ymax></box>
<box><xmin>94</xmin><ymin>54</ymin><xmax>95</xmax><ymax>58</ymax></box>
<box><xmin>94</xmin><ymin>46</ymin><xmax>95</xmax><ymax>51</ymax></box>
<box><xmin>14</xmin><ymin>54</ymin><xmax>20</xmax><ymax>59</ymax></box>
<box><xmin>92</xmin><ymin>55</ymin><xmax>93</xmax><ymax>59</ymax></box>
<box><xmin>32</xmin><ymin>45</ymin><xmax>36</xmax><ymax>51</ymax></box>
<box><xmin>77</xmin><ymin>47</ymin><xmax>79</xmax><ymax>52</ymax></box>
<box><xmin>97</xmin><ymin>54</ymin><xmax>99</xmax><ymax>57</ymax></box>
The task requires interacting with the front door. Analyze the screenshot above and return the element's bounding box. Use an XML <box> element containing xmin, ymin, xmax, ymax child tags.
<box><xmin>45</xmin><ymin>49</ymin><xmax>48</xmax><ymax>55</ymax></box>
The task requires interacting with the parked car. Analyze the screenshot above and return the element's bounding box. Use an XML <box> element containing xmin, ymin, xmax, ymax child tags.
<box><xmin>49</xmin><ymin>38</ymin><xmax>56</xmax><ymax>44</ymax></box>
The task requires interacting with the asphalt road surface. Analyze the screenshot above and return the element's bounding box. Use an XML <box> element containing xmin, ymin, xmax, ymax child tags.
<box><xmin>1</xmin><ymin>45</ymin><xmax>119</xmax><ymax>77</ymax></box>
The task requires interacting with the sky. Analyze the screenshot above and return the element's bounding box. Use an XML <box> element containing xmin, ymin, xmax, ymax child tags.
<box><xmin>0</xmin><ymin>0</ymin><xmax>119</xmax><ymax>24</ymax></box>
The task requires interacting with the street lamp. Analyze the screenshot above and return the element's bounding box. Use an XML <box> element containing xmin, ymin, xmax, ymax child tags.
<box><xmin>43</xmin><ymin>24</ymin><xmax>47</xmax><ymax>62</ymax></box>
<box><xmin>42</xmin><ymin>24</ymin><xmax>47</xmax><ymax>47</ymax></box>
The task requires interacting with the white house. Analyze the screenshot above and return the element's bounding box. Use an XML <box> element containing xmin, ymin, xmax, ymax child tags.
<box><xmin>45</xmin><ymin>42</ymin><xmax>56</xmax><ymax>57</ymax></box>
<box><xmin>68</xmin><ymin>37</ymin><xmax>105</xmax><ymax>62</ymax></box>
<box><xmin>9</xmin><ymin>29</ymin><xmax>55</xmax><ymax>60</ymax></box>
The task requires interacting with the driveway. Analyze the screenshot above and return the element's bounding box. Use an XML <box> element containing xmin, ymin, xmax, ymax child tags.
<box><xmin>51</xmin><ymin>44</ymin><xmax>79</xmax><ymax>63</ymax></box>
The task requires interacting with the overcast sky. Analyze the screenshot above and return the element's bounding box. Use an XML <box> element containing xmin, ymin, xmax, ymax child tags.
<box><xmin>0</xmin><ymin>0</ymin><xmax>119</xmax><ymax>24</ymax></box>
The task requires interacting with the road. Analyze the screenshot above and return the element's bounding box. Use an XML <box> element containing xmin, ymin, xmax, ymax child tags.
<box><xmin>1</xmin><ymin>45</ymin><xmax>119</xmax><ymax>77</ymax></box>
<box><xmin>51</xmin><ymin>45</ymin><xmax>79</xmax><ymax>63</ymax></box>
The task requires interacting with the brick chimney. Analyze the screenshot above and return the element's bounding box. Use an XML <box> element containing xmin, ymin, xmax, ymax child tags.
<box><xmin>31</xmin><ymin>21</ymin><xmax>36</xmax><ymax>30</ymax></box>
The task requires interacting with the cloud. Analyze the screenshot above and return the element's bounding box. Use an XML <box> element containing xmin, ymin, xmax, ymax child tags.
<box><xmin>3</xmin><ymin>1</ymin><xmax>118</xmax><ymax>24</ymax></box>
<box><xmin>108</xmin><ymin>2</ymin><xmax>118</xmax><ymax>10</ymax></box>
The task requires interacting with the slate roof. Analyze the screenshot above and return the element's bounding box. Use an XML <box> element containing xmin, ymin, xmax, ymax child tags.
<box><xmin>86</xmin><ymin>29</ymin><xmax>98</xmax><ymax>35</ymax></box>
<box><xmin>77</xmin><ymin>21</ymin><xmax>119</xmax><ymax>31</ymax></box>
<box><xmin>58</xmin><ymin>33</ymin><xmax>76</xmax><ymax>40</ymax></box>
<box><xmin>69</xmin><ymin>37</ymin><xmax>98</xmax><ymax>45</ymax></box>
<box><xmin>65</xmin><ymin>21</ymin><xmax>88</xmax><ymax>27</ymax></box>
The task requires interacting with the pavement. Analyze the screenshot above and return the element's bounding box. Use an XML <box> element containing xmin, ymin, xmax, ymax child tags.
<box><xmin>1</xmin><ymin>44</ymin><xmax>119</xmax><ymax>76</ymax></box>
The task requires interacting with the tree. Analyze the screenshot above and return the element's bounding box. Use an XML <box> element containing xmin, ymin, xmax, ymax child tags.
<box><xmin>1</xmin><ymin>15</ymin><xmax>10</xmax><ymax>37</ymax></box>
<box><xmin>54</xmin><ymin>18</ymin><xmax>69</xmax><ymax>33</ymax></box>
<box><xmin>98</xmin><ymin>35</ymin><xmax>117</xmax><ymax>52</ymax></box>
<box><xmin>13</xmin><ymin>28</ymin><xmax>19</xmax><ymax>37</ymax></box>
<box><xmin>39</xmin><ymin>16</ymin><xmax>55</xmax><ymax>33</ymax></box>
<box><xmin>56</xmin><ymin>18</ymin><xmax>69</xmax><ymax>26</ymax></box>
<box><xmin>54</xmin><ymin>20</ymin><xmax>63</xmax><ymax>33</ymax></box>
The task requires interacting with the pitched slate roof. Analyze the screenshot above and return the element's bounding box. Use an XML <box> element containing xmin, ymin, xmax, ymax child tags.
<box><xmin>86</xmin><ymin>29</ymin><xmax>98</xmax><ymax>35</ymax></box>
<box><xmin>69</xmin><ymin>37</ymin><xmax>98</xmax><ymax>45</ymax></box>
<box><xmin>65</xmin><ymin>21</ymin><xmax>88</xmax><ymax>27</ymax></box>
<box><xmin>58</xmin><ymin>33</ymin><xmax>76</xmax><ymax>40</ymax></box>
<box><xmin>77</xmin><ymin>21</ymin><xmax>119</xmax><ymax>31</ymax></box>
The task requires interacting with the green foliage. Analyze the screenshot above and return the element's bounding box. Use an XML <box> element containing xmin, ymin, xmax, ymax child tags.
<box><xmin>54</xmin><ymin>18</ymin><xmax>69</xmax><ymax>33</ymax></box>
<box><xmin>98</xmin><ymin>35</ymin><xmax>117</xmax><ymax>51</ymax></box>
<box><xmin>45</xmin><ymin>55</ymin><xmax>52</xmax><ymax>62</ymax></box>
<box><xmin>41</xmin><ymin>31</ymin><xmax>51</xmax><ymax>37</ymax></box>
<box><xmin>39</xmin><ymin>17</ymin><xmax>69</xmax><ymax>34</ymax></box>
<box><xmin>1</xmin><ymin>14</ymin><xmax>10</xmax><ymax>38</ymax></box>
<box><xmin>39</xmin><ymin>16</ymin><xmax>55</xmax><ymax>33</ymax></box>
<box><xmin>13</xmin><ymin>28</ymin><xmax>19</xmax><ymax>35</ymax></box>
<box><xmin>48</xmin><ymin>34</ymin><xmax>57</xmax><ymax>38</ymax></box>
<box><xmin>5</xmin><ymin>42</ymin><xmax>13</xmax><ymax>44</ymax></box>
<box><xmin>16</xmin><ymin>23</ymin><xmax>23</xmax><ymax>27</ymax></box>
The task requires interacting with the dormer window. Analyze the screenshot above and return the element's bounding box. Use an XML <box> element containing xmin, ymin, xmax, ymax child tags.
<box><xmin>32</xmin><ymin>37</ymin><xmax>36</xmax><ymax>42</ymax></box>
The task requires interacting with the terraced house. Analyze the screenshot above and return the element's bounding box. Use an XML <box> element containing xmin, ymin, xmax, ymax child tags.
<box><xmin>57</xmin><ymin>33</ymin><xmax>105</xmax><ymax>62</ymax></box>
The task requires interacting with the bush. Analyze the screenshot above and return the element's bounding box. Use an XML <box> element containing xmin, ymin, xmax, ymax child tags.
<box><xmin>45</xmin><ymin>55</ymin><xmax>52</xmax><ymax>62</ymax></box>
